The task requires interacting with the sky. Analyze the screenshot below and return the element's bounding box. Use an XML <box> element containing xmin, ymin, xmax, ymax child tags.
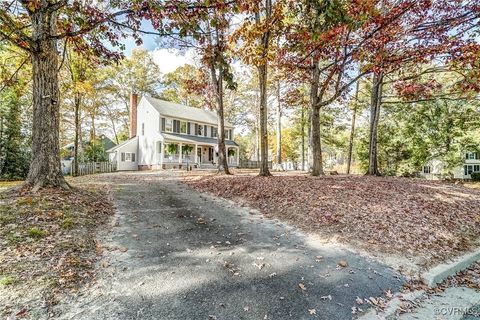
<box><xmin>120</xmin><ymin>21</ymin><xmax>195</xmax><ymax>74</ymax></box>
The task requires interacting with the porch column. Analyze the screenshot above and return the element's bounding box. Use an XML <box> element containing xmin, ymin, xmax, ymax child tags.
<box><xmin>194</xmin><ymin>144</ymin><xmax>198</xmax><ymax>164</ymax></box>
<box><xmin>179</xmin><ymin>143</ymin><xmax>183</xmax><ymax>164</ymax></box>
<box><xmin>160</xmin><ymin>142</ymin><xmax>165</xmax><ymax>166</ymax></box>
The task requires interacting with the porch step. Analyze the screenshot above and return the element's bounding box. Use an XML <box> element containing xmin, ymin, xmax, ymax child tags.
<box><xmin>198</xmin><ymin>163</ymin><xmax>216</xmax><ymax>169</ymax></box>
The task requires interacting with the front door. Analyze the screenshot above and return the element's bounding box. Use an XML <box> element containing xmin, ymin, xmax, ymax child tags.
<box><xmin>197</xmin><ymin>147</ymin><xmax>202</xmax><ymax>163</ymax></box>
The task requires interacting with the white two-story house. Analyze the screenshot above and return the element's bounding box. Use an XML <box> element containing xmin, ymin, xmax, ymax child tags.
<box><xmin>421</xmin><ymin>151</ymin><xmax>480</xmax><ymax>180</ymax></box>
<box><xmin>107</xmin><ymin>94</ymin><xmax>239</xmax><ymax>171</ymax></box>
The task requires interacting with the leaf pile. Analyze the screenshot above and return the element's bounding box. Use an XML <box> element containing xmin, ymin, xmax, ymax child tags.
<box><xmin>186</xmin><ymin>174</ymin><xmax>480</xmax><ymax>266</ymax></box>
<box><xmin>0</xmin><ymin>186</ymin><xmax>114</xmax><ymax>318</ymax></box>
<box><xmin>440</xmin><ymin>262</ymin><xmax>480</xmax><ymax>290</ymax></box>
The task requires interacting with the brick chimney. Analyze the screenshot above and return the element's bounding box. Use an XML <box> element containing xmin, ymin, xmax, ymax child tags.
<box><xmin>129</xmin><ymin>92</ymin><xmax>138</xmax><ymax>138</ymax></box>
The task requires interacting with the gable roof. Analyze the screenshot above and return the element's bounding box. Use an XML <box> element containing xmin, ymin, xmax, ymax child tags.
<box><xmin>106</xmin><ymin>136</ymin><xmax>138</xmax><ymax>153</ymax></box>
<box><xmin>144</xmin><ymin>96</ymin><xmax>233</xmax><ymax>127</ymax></box>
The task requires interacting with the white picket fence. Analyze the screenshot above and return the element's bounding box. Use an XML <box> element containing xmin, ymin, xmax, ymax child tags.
<box><xmin>73</xmin><ymin>162</ymin><xmax>117</xmax><ymax>176</ymax></box>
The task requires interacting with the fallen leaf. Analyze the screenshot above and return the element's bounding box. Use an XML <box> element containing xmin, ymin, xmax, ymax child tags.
<box><xmin>338</xmin><ymin>260</ymin><xmax>348</xmax><ymax>268</ymax></box>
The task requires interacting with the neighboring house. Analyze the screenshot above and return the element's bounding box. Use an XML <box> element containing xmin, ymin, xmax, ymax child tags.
<box><xmin>61</xmin><ymin>134</ymin><xmax>117</xmax><ymax>174</ymax></box>
<box><xmin>62</xmin><ymin>135</ymin><xmax>116</xmax><ymax>159</ymax></box>
<box><xmin>421</xmin><ymin>151</ymin><xmax>480</xmax><ymax>180</ymax></box>
<box><xmin>107</xmin><ymin>94</ymin><xmax>240</xmax><ymax>171</ymax></box>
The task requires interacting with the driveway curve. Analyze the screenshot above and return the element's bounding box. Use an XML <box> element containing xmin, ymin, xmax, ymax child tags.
<box><xmin>59</xmin><ymin>171</ymin><xmax>403</xmax><ymax>320</ymax></box>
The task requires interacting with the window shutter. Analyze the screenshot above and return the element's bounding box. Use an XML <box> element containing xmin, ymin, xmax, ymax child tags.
<box><xmin>132</xmin><ymin>153</ymin><xmax>136</xmax><ymax>162</ymax></box>
<box><xmin>210</xmin><ymin>126</ymin><xmax>214</xmax><ymax>137</ymax></box>
<box><xmin>204</xmin><ymin>125</ymin><xmax>207</xmax><ymax>137</ymax></box>
<box><xmin>121</xmin><ymin>152</ymin><xmax>125</xmax><ymax>162</ymax></box>
<box><xmin>195</xmin><ymin>124</ymin><xmax>198</xmax><ymax>135</ymax></box>
<box><xmin>187</xmin><ymin>122</ymin><xmax>191</xmax><ymax>134</ymax></box>
<box><xmin>161</xmin><ymin>118</ymin><xmax>165</xmax><ymax>131</ymax></box>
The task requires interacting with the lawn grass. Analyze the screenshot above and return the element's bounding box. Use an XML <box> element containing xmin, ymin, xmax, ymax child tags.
<box><xmin>0</xmin><ymin>180</ymin><xmax>22</xmax><ymax>192</ymax></box>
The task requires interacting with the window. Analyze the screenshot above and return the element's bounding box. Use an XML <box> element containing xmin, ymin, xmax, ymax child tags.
<box><xmin>141</xmin><ymin>123</ymin><xmax>145</xmax><ymax>136</ymax></box>
<box><xmin>180</xmin><ymin>121</ymin><xmax>187</xmax><ymax>134</ymax></box>
<box><xmin>121</xmin><ymin>152</ymin><xmax>136</xmax><ymax>162</ymax></box>
<box><xmin>466</xmin><ymin>152</ymin><xmax>478</xmax><ymax>160</ymax></box>
<box><xmin>212</xmin><ymin>127</ymin><xmax>218</xmax><ymax>138</ymax></box>
<box><xmin>165</xmin><ymin>119</ymin><xmax>173</xmax><ymax>132</ymax></box>
<box><xmin>465</xmin><ymin>165</ymin><xmax>474</xmax><ymax>176</ymax></box>
<box><xmin>423</xmin><ymin>166</ymin><xmax>431</xmax><ymax>174</ymax></box>
<box><xmin>197</xmin><ymin>124</ymin><xmax>203</xmax><ymax>136</ymax></box>
<box><xmin>475</xmin><ymin>165</ymin><xmax>480</xmax><ymax>172</ymax></box>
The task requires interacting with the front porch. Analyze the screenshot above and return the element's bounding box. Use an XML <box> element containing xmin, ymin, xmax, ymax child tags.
<box><xmin>158</xmin><ymin>141</ymin><xmax>239</xmax><ymax>169</ymax></box>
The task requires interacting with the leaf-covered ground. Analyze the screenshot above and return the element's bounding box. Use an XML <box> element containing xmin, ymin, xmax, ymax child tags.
<box><xmin>185</xmin><ymin>173</ymin><xmax>480</xmax><ymax>267</ymax></box>
<box><xmin>0</xmin><ymin>183</ymin><xmax>114</xmax><ymax>319</ymax></box>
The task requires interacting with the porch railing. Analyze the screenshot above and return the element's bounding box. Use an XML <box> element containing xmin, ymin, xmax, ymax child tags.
<box><xmin>163</xmin><ymin>154</ymin><xmax>194</xmax><ymax>163</ymax></box>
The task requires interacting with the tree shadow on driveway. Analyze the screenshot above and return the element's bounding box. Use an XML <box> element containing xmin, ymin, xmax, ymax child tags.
<box><xmin>60</xmin><ymin>172</ymin><xmax>404</xmax><ymax>320</ymax></box>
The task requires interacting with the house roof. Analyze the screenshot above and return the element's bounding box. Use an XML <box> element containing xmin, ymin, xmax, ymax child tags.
<box><xmin>62</xmin><ymin>135</ymin><xmax>116</xmax><ymax>151</ymax></box>
<box><xmin>106</xmin><ymin>136</ymin><xmax>138</xmax><ymax>153</ymax></box>
<box><xmin>162</xmin><ymin>133</ymin><xmax>239</xmax><ymax>147</ymax></box>
<box><xmin>144</xmin><ymin>96</ymin><xmax>233</xmax><ymax>127</ymax></box>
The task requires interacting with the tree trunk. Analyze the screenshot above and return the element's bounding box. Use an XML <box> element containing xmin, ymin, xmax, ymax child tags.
<box><xmin>26</xmin><ymin>9</ymin><xmax>68</xmax><ymax>190</ymax></box>
<box><xmin>301</xmin><ymin>105</ymin><xmax>305</xmax><ymax>171</ymax></box>
<box><xmin>274</xmin><ymin>80</ymin><xmax>283</xmax><ymax>171</ymax></box>
<box><xmin>73</xmin><ymin>93</ymin><xmax>81</xmax><ymax>176</ymax></box>
<box><xmin>208</xmin><ymin>58</ymin><xmax>230</xmax><ymax>175</ymax></box>
<box><xmin>257</xmin><ymin>64</ymin><xmax>271</xmax><ymax>176</ymax></box>
<box><xmin>256</xmin><ymin>0</ymin><xmax>272</xmax><ymax>177</ymax></box>
<box><xmin>0</xmin><ymin>115</ymin><xmax>4</xmax><ymax>173</ymax></box>
<box><xmin>255</xmin><ymin>124</ymin><xmax>260</xmax><ymax>161</ymax></box>
<box><xmin>347</xmin><ymin>80</ymin><xmax>360</xmax><ymax>174</ymax></box>
<box><xmin>309</xmin><ymin>62</ymin><xmax>324</xmax><ymax>176</ymax></box>
<box><xmin>215</xmin><ymin>76</ymin><xmax>230</xmax><ymax>175</ymax></box>
<box><xmin>367</xmin><ymin>72</ymin><xmax>383</xmax><ymax>176</ymax></box>
<box><xmin>90</xmin><ymin>113</ymin><xmax>96</xmax><ymax>142</ymax></box>
<box><xmin>111</xmin><ymin>117</ymin><xmax>119</xmax><ymax>144</ymax></box>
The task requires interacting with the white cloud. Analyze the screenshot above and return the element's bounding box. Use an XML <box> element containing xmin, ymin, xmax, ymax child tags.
<box><xmin>152</xmin><ymin>48</ymin><xmax>197</xmax><ymax>74</ymax></box>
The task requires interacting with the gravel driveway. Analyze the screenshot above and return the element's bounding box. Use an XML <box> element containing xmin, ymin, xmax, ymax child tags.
<box><xmin>58</xmin><ymin>171</ymin><xmax>403</xmax><ymax>320</ymax></box>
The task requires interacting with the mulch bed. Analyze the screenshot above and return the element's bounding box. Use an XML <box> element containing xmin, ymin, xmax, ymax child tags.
<box><xmin>0</xmin><ymin>184</ymin><xmax>114</xmax><ymax>318</ymax></box>
<box><xmin>185</xmin><ymin>174</ymin><xmax>480</xmax><ymax>267</ymax></box>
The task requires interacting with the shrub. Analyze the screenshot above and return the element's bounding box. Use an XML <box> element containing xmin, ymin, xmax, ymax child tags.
<box><xmin>27</xmin><ymin>227</ymin><xmax>47</xmax><ymax>239</ymax></box>
<box><xmin>0</xmin><ymin>276</ymin><xmax>15</xmax><ymax>286</ymax></box>
<box><xmin>60</xmin><ymin>217</ymin><xmax>74</xmax><ymax>229</ymax></box>
<box><xmin>471</xmin><ymin>172</ymin><xmax>480</xmax><ymax>181</ymax></box>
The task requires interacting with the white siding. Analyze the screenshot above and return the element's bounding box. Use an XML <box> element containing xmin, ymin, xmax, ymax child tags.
<box><xmin>137</xmin><ymin>98</ymin><xmax>163</xmax><ymax>166</ymax></box>
<box><xmin>111</xmin><ymin>137</ymin><xmax>139</xmax><ymax>171</ymax></box>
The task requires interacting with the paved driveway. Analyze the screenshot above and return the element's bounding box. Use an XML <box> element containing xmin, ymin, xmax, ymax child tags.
<box><xmin>59</xmin><ymin>172</ymin><xmax>403</xmax><ymax>320</ymax></box>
